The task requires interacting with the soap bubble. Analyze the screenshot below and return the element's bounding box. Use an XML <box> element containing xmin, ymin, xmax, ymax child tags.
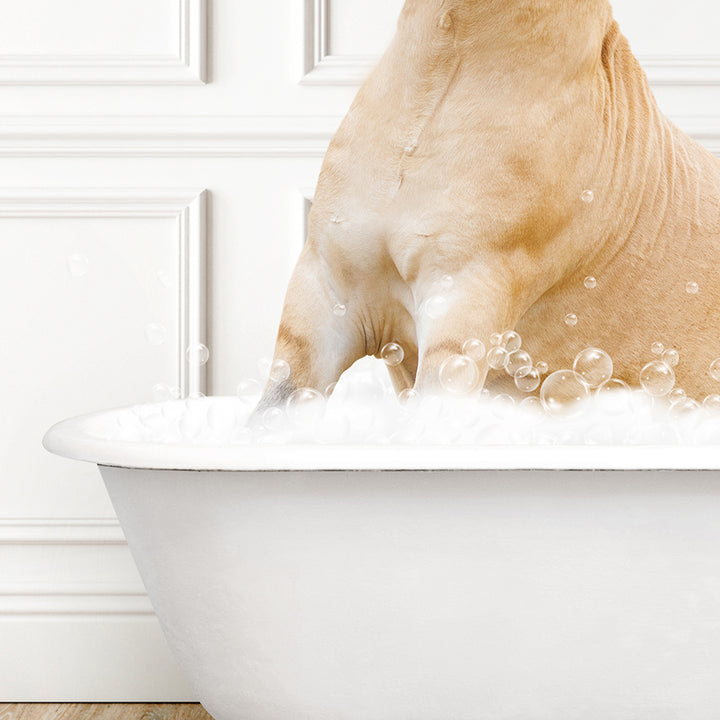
<box><xmin>535</xmin><ymin>361</ymin><xmax>549</xmax><ymax>375</ymax></box>
<box><xmin>486</xmin><ymin>346</ymin><xmax>509</xmax><ymax>370</ymax></box>
<box><xmin>324</xmin><ymin>382</ymin><xmax>337</xmax><ymax>398</ymax></box>
<box><xmin>669</xmin><ymin>398</ymin><xmax>701</xmax><ymax>418</ymax></box>
<box><xmin>506</xmin><ymin>350</ymin><xmax>533</xmax><ymax>377</ymax></box>
<box><xmin>663</xmin><ymin>349</ymin><xmax>680</xmax><ymax>368</ymax></box>
<box><xmin>540</xmin><ymin>370</ymin><xmax>589</xmax><ymax>417</ymax></box>
<box><xmin>144</xmin><ymin>322</ymin><xmax>167</xmax><ymax>346</ymax></box>
<box><xmin>490</xmin><ymin>333</ymin><xmax>502</xmax><ymax>346</ymax></box>
<box><xmin>491</xmin><ymin>394</ymin><xmax>515</xmax><ymax>419</ymax></box>
<box><xmin>186</xmin><ymin>343</ymin><xmax>210</xmax><ymax>367</ymax></box>
<box><xmin>286</xmin><ymin>388</ymin><xmax>325</xmax><ymax>426</ymax></box>
<box><xmin>500</xmin><ymin>331</ymin><xmax>522</xmax><ymax>352</ymax></box>
<box><xmin>573</xmin><ymin>347</ymin><xmax>613</xmax><ymax>389</ymax></box>
<box><xmin>668</xmin><ymin>388</ymin><xmax>687</xmax><ymax>406</ymax></box>
<box><xmin>710</xmin><ymin>359</ymin><xmax>720</xmax><ymax>381</ymax></box>
<box><xmin>686</xmin><ymin>281</ymin><xmax>699</xmax><ymax>295</ymax></box>
<box><xmin>152</xmin><ymin>383</ymin><xmax>172</xmax><ymax>402</ymax></box>
<box><xmin>381</xmin><ymin>342</ymin><xmax>404</xmax><ymax>367</ymax></box>
<box><xmin>333</xmin><ymin>303</ymin><xmax>347</xmax><ymax>317</ymax></box>
<box><xmin>651</xmin><ymin>342</ymin><xmax>664</xmax><ymax>355</ymax></box>
<box><xmin>440</xmin><ymin>275</ymin><xmax>454</xmax><ymax>290</ymax></box>
<box><xmin>398</xmin><ymin>388</ymin><xmax>420</xmax><ymax>405</ymax></box>
<box><xmin>581</xmin><ymin>190</ymin><xmax>595</xmax><ymax>203</ymax></box>
<box><xmin>257</xmin><ymin>356</ymin><xmax>272</xmax><ymax>377</ymax></box>
<box><xmin>67</xmin><ymin>253</ymin><xmax>89</xmax><ymax>277</ymax></box>
<box><xmin>439</xmin><ymin>355</ymin><xmax>479</xmax><ymax>395</ymax></box>
<box><xmin>520</xmin><ymin>396</ymin><xmax>543</xmax><ymax>412</ymax></box>
<box><xmin>703</xmin><ymin>394</ymin><xmax>720</xmax><ymax>411</ymax></box>
<box><xmin>584</xmin><ymin>276</ymin><xmax>597</xmax><ymax>289</ymax></box>
<box><xmin>262</xmin><ymin>407</ymin><xmax>285</xmax><ymax>432</ymax></box>
<box><xmin>236</xmin><ymin>378</ymin><xmax>261</xmax><ymax>400</ymax></box>
<box><xmin>629</xmin><ymin>388</ymin><xmax>654</xmax><ymax>413</ymax></box>
<box><xmin>515</xmin><ymin>367</ymin><xmax>541</xmax><ymax>393</ymax></box>
<box><xmin>462</xmin><ymin>338</ymin><xmax>486</xmax><ymax>362</ymax></box>
<box><xmin>596</xmin><ymin>378</ymin><xmax>631</xmax><ymax>415</ymax></box>
<box><xmin>564</xmin><ymin>313</ymin><xmax>578</xmax><ymax>328</ymax></box>
<box><xmin>425</xmin><ymin>296</ymin><xmax>448</xmax><ymax>319</ymax></box>
<box><xmin>639</xmin><ymin>361</ymin><xmax>675</xmax><ymax>397</ymax></box>
<box><xmin>269</xmin><ymin>359</ymin><xmax>291</xmax><ymax>382</ymax></box>
<box><xmin>156</xmin><ymin>268</ymin><xmax>172</xmax><ymax>288</ymax></box>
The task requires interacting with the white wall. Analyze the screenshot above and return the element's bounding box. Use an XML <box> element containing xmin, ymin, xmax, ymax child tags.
<box><xmin>0</xmin><ymin>0</ymin><xmax>718</xmax><ymax>701</ymax></box>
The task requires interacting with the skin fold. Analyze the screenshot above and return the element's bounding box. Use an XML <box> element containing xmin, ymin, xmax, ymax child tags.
<box><xmin>257</xmin><ymin>0</ymin><xmax>720</xmax><ymax>411</ymax></box>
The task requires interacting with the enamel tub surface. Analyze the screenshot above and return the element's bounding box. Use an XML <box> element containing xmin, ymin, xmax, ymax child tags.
<box><xmin>44</xmin><ymin>408</ymin><xmax>720</xmax><ymax>720</ymax></box>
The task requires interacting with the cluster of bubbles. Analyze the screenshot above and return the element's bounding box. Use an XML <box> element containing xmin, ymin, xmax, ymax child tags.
<box><xmin>117</xmin><ymin>330</ymin><xmax>720</xmax><ymax>447</ymax></box>
<box><xmin>436</xmin><ymin>330</ymin><xmax>549</xmax><ymax>399</ymax></box>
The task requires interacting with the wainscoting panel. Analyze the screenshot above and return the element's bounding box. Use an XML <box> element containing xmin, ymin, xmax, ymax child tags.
<box><xmin>0</xmin><ymin>0</ymin><xmax>206</xmax><ymax>84</ymax></box>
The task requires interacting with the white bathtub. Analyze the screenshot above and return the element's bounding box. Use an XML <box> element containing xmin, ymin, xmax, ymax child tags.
<box><xmin>44</xmin><ymin>404</ymin><xmax>720</xmax><ymax>720</ymax></box>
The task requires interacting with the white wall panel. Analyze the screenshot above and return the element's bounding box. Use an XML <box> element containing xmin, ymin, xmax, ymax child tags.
<box><xmin>0</xmin><ymin>0</ymin><xmax>206</xmax><ymax>84</ymax></box>
<box><xmin>327</xmin><ymin>0</ymin><xmax>396</xmax><ymax>57</ymax></box>
<box><xmin>0</xmin><ymin>188</ymin><xmax>207</xmax><ymax>517</ymax></box>
<box><xmin>0</xmin><ymin>0</ymin><xmax>177</xmax><ymax>56</ymax></box>
<box><xmin>613</xmin><ymin>0</ymin><xmax>719</xmax><ymax>58</ymax></box>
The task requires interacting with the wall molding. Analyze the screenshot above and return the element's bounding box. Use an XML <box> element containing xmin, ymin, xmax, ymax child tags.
<box><xmin>0</xmin><ymin>0</ymin><xmax>206</xmax><ymax>85</ymax></box>
<box><xmin>0</xmin><ymin>188</ymin><xmax>208</xmax><ymax>396</ymax></box>
<box><xmin>302</xmin><ymin>0</ymin><xmax>376</xmax><ymax>86</ymax></box>
<box><xmin>0</xmin><ymin>583</ymin><xmax>153</xmax><ymax>616</ymax></box>
<box><xmin>0</xmin><ymin>115</ymin><xmax>716</xmax><ymax>157</ymax></box>
<box><xmin>301</xmin><ymin>1</ymin><xmax>720</xmax><ymax>87</ymax></box>
<box><xmin>0</xmin><ymin>116</ymin><xmax>340</xmax><ymax>157</ymax></box>
<box><xmin>641</xmin><ymin>55</ymin><xmax>720</xmax><ymax>86</ymax></box>
<box><xmin>0</xmin><ymin>517</ymin><xmax>123</xmax><ymax>545</ymax></box>
<box><xmin>0</xmin><ymin>518</ymin><xmax>154</xmax><ymax>617</ymax></box>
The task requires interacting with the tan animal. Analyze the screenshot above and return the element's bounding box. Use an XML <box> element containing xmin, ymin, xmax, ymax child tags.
<box><xmin>258</xmin><ymin>0</ymin><xmax>720</xmax><ymax>411</ymax></box>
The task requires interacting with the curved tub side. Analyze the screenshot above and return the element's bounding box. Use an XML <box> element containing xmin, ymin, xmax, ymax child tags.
<box><xmin>101</xmin><ymin>465</ymin><xmax>720</xmax><ymax>720</ymax></box>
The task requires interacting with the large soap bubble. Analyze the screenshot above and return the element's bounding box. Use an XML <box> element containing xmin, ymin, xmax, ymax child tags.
<box><xmin>540</xmin><ymin>370</ymin><xmax>589</xmax><ymax>417</ymax></box>
<box><xmin>439</xmin><ymin>355</ymin><xmax>480</xmax><ymax>395</ymax></box>
<box><xmin>573</xmin><ymin>347</ymin><xmax>613</xmax><ymax>389</ymax></box>
<box><xmin>639</xmin><ymin>361</ymin><xmax>675</xmax><ymax>397</ymax></box>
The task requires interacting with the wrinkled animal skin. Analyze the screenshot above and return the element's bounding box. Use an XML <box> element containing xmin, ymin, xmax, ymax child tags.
<box><xmin>258</xmin><ymin>0</ymin><xmax>720</xmax><ymax>410</ymax></box>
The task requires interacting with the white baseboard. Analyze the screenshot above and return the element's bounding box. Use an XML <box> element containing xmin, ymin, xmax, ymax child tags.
<box><xmin>0</xmin><ymin>617</ymin><xmax>196</xmax><ymax>701</ymax></box>
<box><xmin>0</xmin><ymin>517</ymin><xmax>195</xmax><ymax>701</ymax></box>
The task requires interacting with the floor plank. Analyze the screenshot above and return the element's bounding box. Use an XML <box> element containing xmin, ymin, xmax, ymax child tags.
<box><xmin>0</xmin><ymin>706</ymin><xmax>214</xmax><ymax>720</ymax></box>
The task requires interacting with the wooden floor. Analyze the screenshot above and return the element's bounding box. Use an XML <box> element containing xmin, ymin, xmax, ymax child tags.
<box><xmin>0</xmin><ymin>706</ymin><xmax>214</xmax><ymax>720</ymax></box>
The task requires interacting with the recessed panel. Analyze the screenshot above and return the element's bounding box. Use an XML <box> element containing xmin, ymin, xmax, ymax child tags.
<box><xmin>0</xmin><ymin>213</ymin><xmax>182</xmax><ymax>517</ymax></box>
<box><xmin>328</xmin><ymin>0</ymin><xmax>400</xmax><ymax>57</ymax></box>
<box><xmin>612</xmin><ymin>0</ymin><xmax>718</xmax><ymax>57</ymax></box>
<box><xmin>0</xmin><ymin>0</ymin><xmax>179</xmax><ymax>56</ymax></box>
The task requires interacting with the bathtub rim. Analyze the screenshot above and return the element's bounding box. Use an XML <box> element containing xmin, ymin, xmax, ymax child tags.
<box><xmin>42</xmin><ymin>402</ymin><xmax>720</xmax><ymax>472</ymax></box>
